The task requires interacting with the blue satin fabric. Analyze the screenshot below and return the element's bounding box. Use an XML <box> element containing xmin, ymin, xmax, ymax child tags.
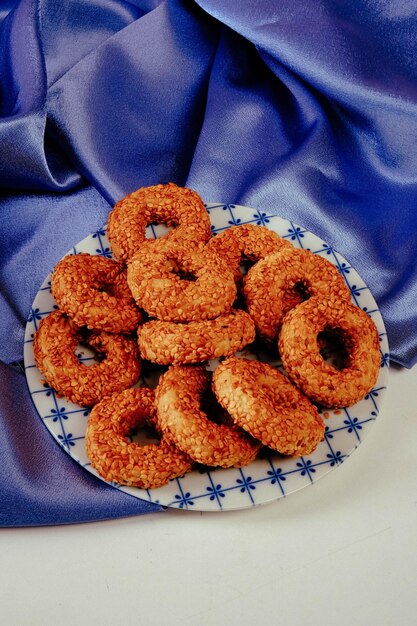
<box><xmin>1</xmin><ymin>0</ymin><xmax>417</xmax><ymax>525</ymax></box>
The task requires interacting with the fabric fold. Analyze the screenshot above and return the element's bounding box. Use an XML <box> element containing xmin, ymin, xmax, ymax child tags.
<box><xmin>46</xmin><ymin>0</ymin><xmax>221</xmax><ymax>204</ymax></box>
<box><xmin>0</xmin><ymin>0</ymin><xmax>79</xmax><ymax>190</ymax></box>
<box><xmin>190</xmin><ymin>0</ymin><xmax>417</xmax><ymax>369</ymax></box>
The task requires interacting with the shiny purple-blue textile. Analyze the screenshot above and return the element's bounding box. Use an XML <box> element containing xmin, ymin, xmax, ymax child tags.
<box><xmin>1</xmin><ymin>0</ymin><xmax>416</xmax><ymax>525</ymax></box>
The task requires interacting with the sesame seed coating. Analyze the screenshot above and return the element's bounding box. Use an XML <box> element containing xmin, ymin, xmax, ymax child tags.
<box><xmin>207</xmin><ymin>224</ymin><xmax>293</xmax><ymax>284</ymax></box>
<box><xmin>279</xmin><ymin>296</ymin><xmax>381</xmax><ymax>407</ymax></box>
<box><xmin>86</xmin><ymin>387</ymin><xmax>193</xmax><ymax>489</ymax></box>
<box><xmin>34</xmin><ymin>310</ymin><xmax>141</xmax><ymax>407</ymax></box>
<box><xmin>137</xmin><ymin>310</ymin><xmax>256</xmax><ymax>365</ymax></box>
<box><xmin>51</xmin><ymin>253</ymin><xmax>142</xmax><ymax>333</ymax></box>
<box><xmin>243</xmin><ymin>246</ymin><xmax>351</xmax><ymax>344</ymax></box>
<box><xmin>212</xmin><ymin>357</ymin><xmax>325</xmax><ymax>457</ymax></box>
<box><xmin>127</xmin><ymin>239</ymin><xmax>236</xmax><ymax>322</ymax></box>
<box><xmin>155</xmin><ymin>366</ymin><xmax>261</xmax><ymax>468</ymax></box>
<box><xmin>107</xmin><ymin>182</ymin><xmax>212</xmax><ymax>262</ymax></box>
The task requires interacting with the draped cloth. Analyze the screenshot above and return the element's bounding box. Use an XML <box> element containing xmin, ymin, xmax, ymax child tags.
<box><xmin>1</xmin><ymin>0</ymin><xmax>416</xmax><ymax>525</ymax></box>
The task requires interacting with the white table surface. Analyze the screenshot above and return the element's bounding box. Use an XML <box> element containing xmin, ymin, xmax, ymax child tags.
<box><xmin>1</xmin><ymin>364</ymin><xmax>416</xmax><ymax>626</ymax></box>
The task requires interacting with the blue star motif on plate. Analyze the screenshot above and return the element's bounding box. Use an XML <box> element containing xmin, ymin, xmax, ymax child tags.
<box><xmin>42</xmin><ymin>382</ymin><xmax>53</xmax><ymax>397</ymax></box>
<box><xmin>236</xmin><ymin>476</ymin><xmax>256</xmax><ymax>493</ymax></box>
<box><xmin>381</xmin><ymin>353</ymin><xmax>389</xmax><ymax>367</ymax></box>
<box><xmin>326</xmin><ymin>450</ymin><xmax>344</xmax><ymax>466</ymax></box>
<box><xmin>324</xmin><ymin>425</ymin><xmax>334</xmax><ymax>439</ymax></box>
<box><xmin>57</xmin><ymin>432</ymin><xmax>76</xmax><ymax>448</ymax></box>
<box><xmin>321</xmin><ymin>242</ymin><xmax>333</xmax><ymax>255</ymax></box>
<box><xmin>337</xmin><ymin>262</ymin><xmax>350</xmax><ymax>276</ymax></box>
<box><xmin>254</xmin><ymin>212</ymin><xmax>270</xmax><ymax>226</ymax></box>
<box><xmin>28</xmin><ymin>308</ymin><xmax>42</xmax><ymax>323</ymax></box>
<box><xmin>288</xmin><ymin>226</ymin><xmax>305</xmax><ymax>240</ymax></box>
<box><xmin>96</xmin><ymin>247</ymin><xmax>112</xmax><ymax>258</ymax></box>
<box><xmin>350</xmin><ymin>284</ymin><xmax>363</xmax><ymax>297</ymax></box>
<box><xmin>267</xmin><ymin>467</ymin><xmax>286</xmax><ymax>485</ymax></box>
<box><xmin>344</xmin><ymin>417</ymin><xmax>363</xmax><ymax>434</ymax></box>
<box><xmin>296</xmin><ymin>459</ymin><xmax>316</xmax><ymax>477</ymax></box>
<box><xmin>365</xmin><ymin>388</ymin><xmax>379</xmax><ymax>400</ymax></box>
<box><xmin>92</xmin><ymin>228</ymin><xmax>106</xmax><ymax>238</ymax></box>
<box><xmin>206</xmin><ymin>484</ymin><xmax>225</xmax><ymax>501</ymax></box>
<box><xmin>50</xmin><ymin>407</ymin><xmax>69</xmax><ymax>422</ymax></box>
<box><xmin>174</xmin><ymin>492</ymin><xmax>194</xmax><ymax>508</ymax></box>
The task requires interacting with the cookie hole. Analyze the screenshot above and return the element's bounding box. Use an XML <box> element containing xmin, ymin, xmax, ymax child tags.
<box><xmin>239</xmin><ymin>257</ymin><xmax>256</xmax><ymax>277</ymax></box>
<box><xmin>75</xmin><ymin>330</ymin><xmax>106</xmax><ymax>366</ymax></box>
<box><xmin>127</xmin><ymin>425</ymin><xmax>161</xmax><ymax>446</ymax></box>
<box><xmin>200</xmin><ymin>386</ymin><xmax>230</xmax><ymax>425</ymax></box>
<box><xmin>172</xmin><ymin>268</ymin><xmax>197</xmax><ymax>282</ymax></box>
<box><xmin>292</xmin><ymin>281</ymin><xmax>310</xmax><ymax>301</ymax></box>
<box><xmin>318</xmin><ymin>327</ymin><xmax>351</xmax><ymax>370</ymax></box>
<box><xmin>257</xmin><ymin>447</ymin><xmax>287</xmax><ymax>460</ymax></box>
<box><xmin>149</xmin><ymin>219</ymin><xmax>178</xmax><ymax>228</ymax></box>
<box><xmin>97</xmin><ymin>283</ymin><xmax>116</xmax><ymax>296</ymax></box>
<box><xmin>140</xmin><ymin>361</ymin><xmax>169</xmax><ymax>388</ymax></box>
<box><xmin>147</xmin><ymin>221</ymin><xmax>177</xmax><ymax>238</ymax></box>
<box><xmin>233</xmin><ymin>290</ymin><xmax>247</xmax><ymax>310</ymax></box>
<box><xmin>168</xmin><ymin>258</ymin><xmax>197</xmax><ymax>282</ymax></box>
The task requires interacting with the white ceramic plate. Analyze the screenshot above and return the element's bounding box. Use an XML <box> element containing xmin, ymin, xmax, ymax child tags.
<box><xmin>24</xmin><ymin>203</ymin><xmax>389</xmax><ymax>511</ymax></box>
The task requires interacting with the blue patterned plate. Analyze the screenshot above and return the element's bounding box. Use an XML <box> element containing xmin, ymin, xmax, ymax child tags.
<box><xmin>24</xmin><ymin>204</ymin><xmax>389</xmax><ymax>511</ymax></box>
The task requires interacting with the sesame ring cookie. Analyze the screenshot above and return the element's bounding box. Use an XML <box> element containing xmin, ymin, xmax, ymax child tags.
<box><xmin>127</xmin><ymin>240</ymin><xmax>236</xmax><ymax>322</ymax></box>
<box><xmin>278</xmin><ymin>296</ymin><xmax>381</xmax><ymax>408</ymax></box>
<box><xmin>206</xmin><ymin>224</ymin><xmax>293</xmax><ymax>284</ymax></box>
<box><xmin>212</xmin><ymin>357</ymin><xmax>325</xmax><ymax>457</ymax></box>
<box><xmin>107</xmin><ymin>182</ymin><xmax>212</xmax><ymax>262</ymax></box>
<box><xmin>155</xmin><ymin>366</ymin><xmax>261</xmax><ymax>468</ymax></box>
<box><xmin>34</xmin><ymin>310</ymin><xmax>141</xmax><ymax>407</ymax></box>
<box><xmin>51</xmin><ymin>253</ymin><xmax>141</xmax><ymax>333</ymax></box>
<box><xmin>243</xmin><ymin>246</ymin><xmax>351</xmax><ymax>344</ymax></box>
<box><xmin>137</xmin><ymin>310</ymin><xmax>256</xmax><ymax>365</ymax></box>
<box><xmin>86</xmin><ymin>387</ymin><xmax>193</xmax><ymax>489</ymax></box>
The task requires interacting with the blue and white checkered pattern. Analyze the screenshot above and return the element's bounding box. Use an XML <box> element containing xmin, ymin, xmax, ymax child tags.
<box><xmin>24</xmin><ymin>204</ymin><xmax>389</xmax><ymax>511</ymax></box>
